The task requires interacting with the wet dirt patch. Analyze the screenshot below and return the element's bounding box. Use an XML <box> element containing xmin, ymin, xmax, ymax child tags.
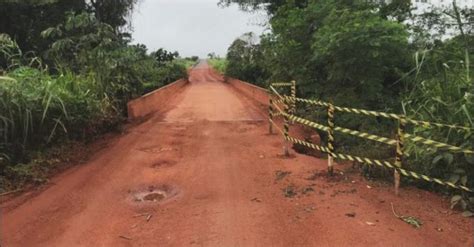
<box><xmin>150</xmin><ymin>160</ymin><xmax>177</xmax><ymax>169</ymax></box>
<box><xmin>130</xmin><ymin>184</ymin><xmax>179</xmax><ymax>204</ymax></box>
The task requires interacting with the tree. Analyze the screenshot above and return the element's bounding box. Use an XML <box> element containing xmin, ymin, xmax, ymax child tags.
<box><xmin>226</xmin><ymin>32</ymin><xmax>268</xmax><ymax>86</ymax></box>
<box><xmin>151</xmin><ymin>48</ymin><xmax>179</xmax><ymax>65</ymax></box>
<box><xmin>207</xmin><ymin>52</ymin><xmax>217</xmax><ymax>59</ymax></box>
<box><xmin>0</xmin><ymin>0</ymin><xmax>138</xmax><ymax>55</ymax></box>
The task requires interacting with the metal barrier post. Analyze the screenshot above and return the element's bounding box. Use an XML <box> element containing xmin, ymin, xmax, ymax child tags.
<box><xmin>268</xmin><ymin>97</ymin><xmax>274</xmax><ymax>134</ymax></box>
<box><xmin>327</xmin><ymin>103</ymin><xmax>335</xmax><ymax>175</ymax></box>
<box><xmin>283</xmin><ymin>98</ymin><xmax>290</xmax><ymax>157</ymax></box>
<box><xmin>394</xmin><ymin>118</ymin><xmax>405</xmax><ymax>195</ymax></box>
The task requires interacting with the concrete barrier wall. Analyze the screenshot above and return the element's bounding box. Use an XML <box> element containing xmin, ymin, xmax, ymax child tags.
<box><xmin>127</xmin><ymin>79</ymin><xmax>187</xmax><ymax>120</ymax></box>
<box><xmin>227</xmin><ymin>76</ymin><xmax>322</xmax><ymax>147</ymax></box>
<box><xmin>227</xmin><ymin>78</ymin><xmax>269</xmax><ymax>107</ymax></box>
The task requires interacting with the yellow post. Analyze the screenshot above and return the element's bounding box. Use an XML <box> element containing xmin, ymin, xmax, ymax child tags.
<box><xmin>268</xmin><ymin>97</ymin><xmax>274</xmax><ymax>134</ymax></box>
<box><xmin>327</xmin><ymin>103</ymin><xmax>335</xmax><ymax>176</ymax></box>
<box><xmin>290</xmin><ymin>80</ymin><xmax>296</xmax><ymax>114</ymax></box>
<box><xmin>283</xmin><ymin>98</ymin><xmax>290</xmax><ymax>157</ymax></box>
<box><xmin>394</xmin><ymin>118</ymin><xmax>405</xmax><ymax>195</ymax></box>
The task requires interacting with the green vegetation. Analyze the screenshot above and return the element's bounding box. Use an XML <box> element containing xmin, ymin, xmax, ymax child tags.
<box><xmin>208</xmin><ymin>58</ymin><xmax>228</xmax><ymax>74</ymax></box>
<box><xmin>220</xmin><ymin>0</ymin><xmax>473</xmax><ymax>214</ymax></box>
<box><xmin>0</xmin><ymin>1</ymin><xmax>191</xmax><ymax>191</ymax></box>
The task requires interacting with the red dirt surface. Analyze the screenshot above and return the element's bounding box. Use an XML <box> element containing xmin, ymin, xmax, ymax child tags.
<box><xmin>1</xmin><ymin>61</ymin><xmax>473</xmax><ymax>246</ymax></box>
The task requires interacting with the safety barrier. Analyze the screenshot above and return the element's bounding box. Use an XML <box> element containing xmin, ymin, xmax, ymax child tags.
<box><xmin>268</xmin><ymin>82</ymin><xmax>473</xmax><ymax>194</ymax></box>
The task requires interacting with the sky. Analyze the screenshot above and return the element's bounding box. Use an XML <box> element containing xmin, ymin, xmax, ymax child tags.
<box><xmin>130</xmin><ymin>0</ymin><xmax>267</xmax><ymax>58</ymax></box>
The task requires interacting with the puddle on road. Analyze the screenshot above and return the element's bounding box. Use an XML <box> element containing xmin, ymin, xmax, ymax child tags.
<box><xmin>130</xmin><ymin>184</ymin><xmax>179</xmax><ymax>204</ymax></box>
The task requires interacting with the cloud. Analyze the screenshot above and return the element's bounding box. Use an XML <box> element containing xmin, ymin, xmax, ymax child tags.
<box><xmin>131</xmin><ymin>0</ymin><xmax>267</xmax><ymax>57</ymax></box>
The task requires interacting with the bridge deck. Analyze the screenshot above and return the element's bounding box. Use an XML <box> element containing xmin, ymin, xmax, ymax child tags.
<box><xmin>1</xmin><ymin>61</ymin><xmax>472</xmax><ymax>247</ymax></box>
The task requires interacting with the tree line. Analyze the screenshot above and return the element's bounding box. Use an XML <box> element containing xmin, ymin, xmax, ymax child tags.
<box><xmin>219</xmin><ymin>0</ymin><xmax>473</xmax><ymax>215</ymax></box>
<box><xmin>0</xmin><ymin>0</ymin><xmax>194</xmax><ymax>191</ymax></box>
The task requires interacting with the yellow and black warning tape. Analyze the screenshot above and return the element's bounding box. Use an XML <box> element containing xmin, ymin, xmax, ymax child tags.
<box><xmin>270</xmin><ymin>91</ymin><xmax>473</xmax><ymax>192</ymax></box>
<box><xmin>283</xmin><ymin>134</ymin><xmax>473</xmax><ymax>192</ymax></box>
<box><xmin>275</xmin><ymin>100</ymin><xmax>473</xmax><ymax>153</ymax></box>
<box><xmin>332</xmin><ymin>152</ymin><xmax>472</xmax><ymax>192</ymax></box>
<box><xmin>274</xmin><ymin>102</ymin><xmax>398</xmax><ymax>146</ymax></box>
<box><xmin>285</xmin><ymin>135</ymin><xmax>330</xmax><ymax>153</ymax></box>
<box><xmin>272</xmin><ymin>98</ymin><xmax>286</xmax><ymax>105</ymax></box>
<box><xmin>271</xmin><ymin>103</ymin><xmax>329</xmax><ymax>132</ymax></box>
<box><xmin>293</xmin><ymin>97</ymin><xmax>329</xmax><ymax>107</ymax></box>
<box><xmin>333</xmin><ymin>126</ymin><xmax>397</xmax><ymax>146</ymax></box>
<box><xmin>403</xmin><ymin>118</ymin><xmax>472</xmax><ymax>131</ymax></box>
<box><xmin>271</xmin><ymin>82</ymin><xmax>293</xmax><ymax>87</ymax></box>
<box><xmin>271</xmin><ymin>112</ymin><xmax>283</xmax><ymax>117</ymax></box>
<box><xmin>292</xmin><ymin>96</ymin><xmax>472</xmax><ymax>131</ymax></box>
<box><xmin>403</xmin><ymin>133</ymin><xmax>473</xmax><ymax>154</ymax></box>
<box><xmin>269</xmin><ymin>85</ymin><xmax>285</xmax><ymax>100</ymax></box>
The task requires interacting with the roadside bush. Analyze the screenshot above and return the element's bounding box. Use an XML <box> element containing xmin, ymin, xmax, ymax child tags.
<box><xmin>208</xmin><ymin>58</ymin><xmax>228</xmax><ymax>74</ymax></box>
<box><xmin>142</xmin><ymin>60</ymin><xmax>188</xmax><ymax>94</ymax></box>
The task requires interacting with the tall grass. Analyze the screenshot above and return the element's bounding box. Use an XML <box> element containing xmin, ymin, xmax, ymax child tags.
<box><xmin>0</xmin><ymin>66</ymin><xmax>118</xmax><ymax>164</ymax></box>
<box><xmin>401</xmin><ymin>38</ymin><xmax>474</xmax><ymax>213</ymax></box>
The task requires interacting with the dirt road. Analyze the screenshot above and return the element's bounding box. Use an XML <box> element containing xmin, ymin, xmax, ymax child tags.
<box><xmin>1</xmin><ymin>61</ymin><xmax>473</xmax><ymax>246</ymax></box>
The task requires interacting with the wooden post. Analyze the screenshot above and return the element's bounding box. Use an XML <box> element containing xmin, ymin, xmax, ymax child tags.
<box><xmin>394</xmin><ymin>118</ymin><xmax>405</xmax><ymax>195</ymax></box>
<box><xmin>268</xmin><ymin>97</ymin><xmax>274</xmax><ymax>134</ymax></box>
<box><xmin>283</xmin><ymin>98</ymin><xmax>290</xmax><ymax>157</ymax></box>
<box><xmin>290</xmin><ymin>80</ymin><xmax>296</xmax><ymax>114</ymax></box>
<box><xmin>327</xmin><ymin>103</ymin><xmax>335</xmax><ymax>176</ymax></box>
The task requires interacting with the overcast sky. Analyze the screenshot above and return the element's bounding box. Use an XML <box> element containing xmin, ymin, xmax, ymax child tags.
<box><xmin>130</xmin><ymin>0</ymin><xmax>267</xmax><ymax>58</ymax></box>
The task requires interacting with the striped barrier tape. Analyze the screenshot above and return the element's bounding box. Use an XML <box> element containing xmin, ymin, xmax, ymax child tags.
<box><xmin>271</xmin><ymin>102</ymin><xmax>329</xmax><ymax>132</ymax></box>
<box><xmin>292</xmin><ymin>96</ymin><xmax>472</xmax><ymax>131</ymax></box>
<box><xmin>406</xmin><ymin>119</ymin><xmax>472</xmax><ymax>131</ymax></box>
<box><xmin>269</xmin><ymin>86</ymin><xmax>285</xmax><ymax>100</ymax></box>
<box><xmin>270</xmin><ymin>91</ymin><xmax>473</xmax><ymax>192</ymax></box>
<box><xmin>272</xmin><ymin>112</ymin><xmax>283</xmax><ymax>117</ymax></box>
<box><xmin>288</xmin><ymin>96</ymin><xmax>473</xmax><ymax>153</ymax></box>
<box><xmin>285</xmin><ymin>135</ymin><xmax>330</xmax><ymax>153</ymax></box>
<box><xmin>403</xmin><ymin>133</ymin><xmax>473</xmax><ymax>154</ymax></box>
<box><xmin>293</xmin><ymin>97</ymin><xmax>329</xmax><ymax>107</ymax></box>
<box><xmin>334</xmin><ymin>126</ymin><xmax>397</xmax><ymax>146</ymax></box>
<box><xmin>332</xmin><ymin>152</ymin><xmax>473</xmax><ymax>192</ymax></box>
<box><xmin>276</xmin><ymin>101</ymin><xmax>473</xmax><ymax>154</ymax></box>
<box><xmin>271</xmin><ymin>82</ymin><xmax>293</xmax><ymax>87</ymax></box>
<box><xmin>273</xmin><ymin>102</ymin><xmax>398</xmax><ymax>146</ymax></box>
<box><xmin>272</xmin><ymin>98</ymin><xmax>286</xmax><ymax>105</ymax></box>
<box><xmin>283</xmin><ymin>135</ymin><xmax>472</xmax><ymax>192</ymax></box>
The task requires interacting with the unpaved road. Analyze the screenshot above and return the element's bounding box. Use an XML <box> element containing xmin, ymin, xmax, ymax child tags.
<box><xmin>1</xmin><ymin>61</ymin><xmax>473</xmax><ymax>246</ymax></box>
